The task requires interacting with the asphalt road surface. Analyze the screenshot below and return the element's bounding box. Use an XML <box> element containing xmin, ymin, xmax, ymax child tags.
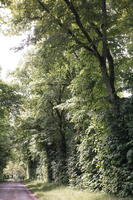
<box><xmin>0</xmin><ymin>182</ymin><xmax>38</xmax><ymax>200</ymax></box>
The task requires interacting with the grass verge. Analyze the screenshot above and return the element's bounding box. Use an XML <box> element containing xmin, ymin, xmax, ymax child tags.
<box><xmin>25</xmin><ymin>181</ymin><xmax>133</xmax><ymax>200</ymax></box>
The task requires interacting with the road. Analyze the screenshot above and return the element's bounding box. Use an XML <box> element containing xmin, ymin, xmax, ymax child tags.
<box><xmin>0</xmin><ymin>182</ymin><xmax>38</xmax><ymax>200</ymax></box>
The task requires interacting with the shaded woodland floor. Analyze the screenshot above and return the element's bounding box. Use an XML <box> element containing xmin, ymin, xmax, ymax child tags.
<box><xmin>25</xmin><ymin>181</ymin><xmax>133</xmax><ymax>200</ymax></box>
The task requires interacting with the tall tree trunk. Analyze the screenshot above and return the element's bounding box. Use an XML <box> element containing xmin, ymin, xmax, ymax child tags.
<box><xmin>99</xmin><ymin>0</ymin><xmax>120</xmax><ymax>113</ymax></box>
<box><xmin>45</xmin><ymin>145</ymin><xmax>54</xmax><ymax>183</ymax></box>
<box><xmin>57</xmin><ymin>110</ymin><xmax>68</xmax><ymax>184</ymax></box>
<box><xmin>27</xmin><ymin>157</ymin><xmax>38</xmax><ymax>180</ymax></box>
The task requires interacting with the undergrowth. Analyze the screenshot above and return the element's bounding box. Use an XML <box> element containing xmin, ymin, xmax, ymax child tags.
<box><xmin>25</xmin><ymin>181</ymin><xmax>133</xmax><ymax>200</ymax></box>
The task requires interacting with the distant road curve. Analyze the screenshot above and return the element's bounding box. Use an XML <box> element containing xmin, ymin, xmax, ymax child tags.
<box><xmin>0</xmin><ymin>182</ymin><xmax>38</xmax><ymax>200</ymax></box>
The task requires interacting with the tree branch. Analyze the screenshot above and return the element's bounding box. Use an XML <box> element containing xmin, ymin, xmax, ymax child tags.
<box><xmin>63</xmin><ymin>0</ymin><xmax>101</xmax><ymax>59</ymax></box>
<box><xmin>90</xmin><ymin>21</ymin><xmax>115</xmax><ymax>94</ymax></box>
<box><xmin>89</xmin><ymin>22</ymin><xmax>103</xmax><ymax>38</ymax></box>
<box><xmin>107</xmin><ymin>49</ymin><xmax>115</xmax><ymax>93</ymax></box>
<box><xmin>101</xmin><ymin>0</ymin><xmax>108</xmax><ymax>61</ymax></box>
<box><xmin>36</xmin><ymin>0</ymin><xmax>94</xmax><ymax>53</ymax></box>
<box><xmin>36</xmin><ymin>0</ymin><xmax>50</xmax><ymax>13</ymax></box>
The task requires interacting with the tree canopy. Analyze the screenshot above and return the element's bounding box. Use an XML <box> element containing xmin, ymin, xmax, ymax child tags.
<box><xmin>0</xmin><ymin>0</ymin><xmax>133</xmax><ymax>197</ymax></box>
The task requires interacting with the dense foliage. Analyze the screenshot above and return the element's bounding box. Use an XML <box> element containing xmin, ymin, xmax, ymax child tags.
<box><xmin>0</xmin><ymin>0</ymin><xmax>133</xmax><ymax>197</ymax></box>
<box><xmin>0</xmin><ymin>80</ymin><xmax>20</xmax><ymax>179</ymax></box>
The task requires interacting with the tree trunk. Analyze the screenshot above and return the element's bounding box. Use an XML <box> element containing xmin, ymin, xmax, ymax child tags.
<box><xmin>45</xmin><ymin>145</ymin><xmax>54</xmax><ymax>183</ymax></box>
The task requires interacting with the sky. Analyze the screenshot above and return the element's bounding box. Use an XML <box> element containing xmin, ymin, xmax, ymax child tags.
<box><xmin>0</xmin><ymin>33</ymin><xmax>25</xmax><ymax>81</ymax></box>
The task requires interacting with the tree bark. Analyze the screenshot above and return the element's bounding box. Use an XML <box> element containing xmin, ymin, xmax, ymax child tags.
<box><xmin>45</xmin><ymin>145</ymin><xmax>54</xmax><ymax>183</ymax></box>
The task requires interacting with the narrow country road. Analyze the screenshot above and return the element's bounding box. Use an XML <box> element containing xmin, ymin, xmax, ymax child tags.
<box><xmin>0</xmin><ymin>182</ymin><xmax>38</xmax><ymax>200</ymax></box>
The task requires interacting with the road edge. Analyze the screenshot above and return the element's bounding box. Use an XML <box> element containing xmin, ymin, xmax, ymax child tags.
<box><xmin>22</xmin><ymin>182</ymin><xmax>39</xmax><ymax>200</ymax></box>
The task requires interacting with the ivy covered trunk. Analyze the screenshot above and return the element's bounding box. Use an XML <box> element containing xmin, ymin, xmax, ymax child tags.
<box><xmin>45</xmin><ymin>145</ymin><xmax>54</xmax><ymax>183</ymax></box>
<box><xmin>26</xmin><ymin>156</ymin><xmax>38</xmax><ymax>180</ymax></box>
<box><xmin>57</xmin><ymin>114</ymin><xmax>68</xmax><ymax>184</ymax></box>
<box><xmin>2</xmin><ymin>0</ymin><xmax>133</xmax><ymax>197</ymax></box>
<box><xmin>100</xmin><ymin>98</ymin><xmax>133</xmax><ymax>196</ymax></box>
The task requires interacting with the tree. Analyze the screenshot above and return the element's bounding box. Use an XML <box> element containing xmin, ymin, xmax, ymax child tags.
<box><xmin>0</xmin><ymin>80</ymin><xmax>21</xmax><ymax>179</ymax></box>
<box><xmin>11</xmin><ymin>46</ymin><xmax>75</xmax><ymax>183</ymax></box>
<box><xmin>1</xmin><ymin>0</ymin><xmax>133</xmax><ymax>196</ymax></box>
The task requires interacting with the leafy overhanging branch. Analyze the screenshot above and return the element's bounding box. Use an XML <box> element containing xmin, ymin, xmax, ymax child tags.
<box><xmin>63</xmin><ymin>0</ymin><xmax>117</xmax><ymax>102</ymax></box>
<box><xmin>63</xmin><ymin>0</ymin><xmax>101</xmax><ymax>59</ymax></box>
<box><xmin>35</xmin><ymin>0</ymin><xmax>94</xmax><ymax>53</ymax></box>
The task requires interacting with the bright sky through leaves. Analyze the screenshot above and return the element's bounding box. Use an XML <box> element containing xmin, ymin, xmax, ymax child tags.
<box><xmin>0</xmin><ymin>33</ymin><xmax>24</xmax><ymax>81</ymax></box>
